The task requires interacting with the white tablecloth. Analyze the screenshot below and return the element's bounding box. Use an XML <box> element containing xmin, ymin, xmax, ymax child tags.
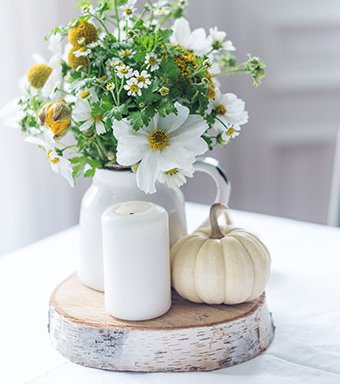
<box><xmin>1</xmin><ymin>203</ymin><xmax>340</xmax><ymax>384</ymax></box>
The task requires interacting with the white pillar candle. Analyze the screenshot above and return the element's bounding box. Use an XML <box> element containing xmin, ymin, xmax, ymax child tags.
<box><xmin>101</xmin><ymin>201</ymin><xmax>171</xmax><ymax>321</ymax></box>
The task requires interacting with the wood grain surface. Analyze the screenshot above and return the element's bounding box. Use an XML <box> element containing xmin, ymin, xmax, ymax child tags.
<box><xmin>49</xmin><ymin>274</ymin><xmax>275</xmax><ymax>372</ymax></box>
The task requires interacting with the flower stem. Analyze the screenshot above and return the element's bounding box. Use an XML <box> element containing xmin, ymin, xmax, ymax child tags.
<box><xmin>215</xmin><ymin>116</ymin><xmax>229</xmax><ymax>130</ymax></box>
<box><xmin>133</xmin><ymin>8</ymin><xmax>147</xmax><ymax>29</ymax></box>
<box><xmin>90</xmin><ymin>13</ymin><xmax>113</xmax><ymax>39</ymax></box>
<box><xmin>95</xmin><ymin>136</ymin><xmax>107</xmax><ymax>161</ymax></box>
<box><xmin>60</xmin><ymin>144</ymin><xmax>77</xmax><ymax>152</ymax></box>
<box><xmin>114</xmin><ymin>0</ymin><xmax>121</xmax><ymax>42</ymax></box>
<box><xmin>213</xmin><ymin>68</ymin><xmax>246</xmax><ymax>77</ymax></box>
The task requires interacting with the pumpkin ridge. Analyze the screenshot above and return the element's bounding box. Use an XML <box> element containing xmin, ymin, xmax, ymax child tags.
<box><xmin>230</xmin><ymin>235</ymin><xmax>256</xmax><ymax>302</ymax></box>
<box><xmin>193</xmin><ymin>239</ymin><xmax>211</xmax><ymax>302</ymax></box>
<box><xmin>220</xmin><ymin>236</ymin><xmax>227</xmax><ymax>303</ymax></box>
<box><xmin>231</xmin><ymin>231</ymin><xmax>270</xmax><ymax>300</ymax></box>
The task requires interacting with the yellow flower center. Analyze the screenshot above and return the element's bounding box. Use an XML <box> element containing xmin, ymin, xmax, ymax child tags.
<box><xmin>159</xmin><ymin>87</ymin><xmax>169</xmax><ymax>96</ymax></box>
<box><xmin>137</xmin><ymin>75</ymin><xmax>146</xmax><ymax>83</ymax></box>
<box><xmin>121</xmin><ymin>49</ymin><xmax>133</xmax><ymax>57</ymax></box>
<box><xmin>129</xmin><ymin>84</ymin><xmax>139</xmax><ymax>93</ymax></box>
<box><xmin>106</xmin><ymin>82</ymin><xmax>115</xmax><ymax>91</ymax></box>
<box><xmin>216</xmin><ymin>104</ymin><xmax>227</xmax><ymax>115</ymax></box>
<box><xmin>80</xmin><ymin>91</ymin><xmax>90</xmax><ymax>99</ymax></box>
<box><xmin>119</xmin><ymin>67</ymin><xmax>129</xmax><ymax>74</ymax></box>
<box><xmin>148</xmin><ymin>57</ymin><xmax>157</xmax><ymax>66</ymax></box>
<box><xmin>125</xmin><ymin>8</ymin><xmax>133</xmax><ymax>15</ymax></box>
<box><xmin>47</xmin><ymin>150</ymin><xmax>59</xmax><ymax>165</ymax></box>
<box><xmin>92</xmin><ymin>114</ymin><xmax>103</xmax><ymax>122</ymax></box>
<box><xmin>148</xmin><ymin>129</ymin><xmax>169</xmax><ymax>151</ymax></box>
<box><xmin>165</xmin><ymin>168</ymin><xmax>179</xmax><ymax>176</ymax></box>
<box><xmin>226</xmin><ymin>128</ymin><xmax>235</xmax><ymax>136</ymax></box>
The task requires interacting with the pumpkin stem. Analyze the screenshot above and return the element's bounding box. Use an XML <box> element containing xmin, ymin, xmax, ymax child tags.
<box><xmin>209</xmin><ymin>203</ymin><xmax>232</xmax><ymax>239</ymax></box>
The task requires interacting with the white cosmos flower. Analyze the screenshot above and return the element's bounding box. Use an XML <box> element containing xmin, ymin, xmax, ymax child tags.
<box><xmin>42</xmin><ymin>33</ymin><xmax>64</xmax><ymax>100</ymax></box>
<box><xmin>170</xmin><ymin>18</ymin><xmax>210</xmax><ymax>55</ymax></box>
<box><xmin>124</xmin><ymin>78</ymin><xmax>143</xmax><ymax>96</ymax></box>
<box><xmin>212</xmin><ymin>92</ymin><xmax>248</xmax><ymax>142</ymax></box>
<box><xmin>113</xmin><ymin>102</ymin><xmax>208</xmax><ymax>194</ymax></box>
<box><xmin>25</xmin><ymin>127</ymin><xmax>74</xmax><ymax>186</ymax></box>
<box><xmin>116</xmin><ymin>64</ymin><xmax>133</xmax><ymax>79</ymax></box>
<box><xmin>145</xmin><ymin>53</ymin><xmax>160</xmax><ymax>72</ymax></box>
<box><xmin>158</xmin><ymin>166</ymin><xmax>194</xmax><ymax>189</ymax></box>
<box><xmin>73</xmin><ymin>91</ymin><xmax>106</xmax><ymax>135</ymax></box>
<box><xmin>208</xmin><ymin>27</ymin><xmax>235</xmax><ymax>52</ymax></box>
<box><xmin>133</xmin><ymin>70</ymin><xmax>151</xmax><ymax>89</ymax></box>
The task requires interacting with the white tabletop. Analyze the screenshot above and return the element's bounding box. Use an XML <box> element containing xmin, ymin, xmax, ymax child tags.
<box><xmin>1</xmin><ymin>203</ymin><xmax>340</xmax><ymax>384</ymax></box>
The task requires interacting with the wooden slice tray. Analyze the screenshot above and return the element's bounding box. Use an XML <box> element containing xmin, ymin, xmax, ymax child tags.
<box><xmin>48</xmin><ymin>274</ymin><xmax>274</xmax><ymax>372</ymax></box>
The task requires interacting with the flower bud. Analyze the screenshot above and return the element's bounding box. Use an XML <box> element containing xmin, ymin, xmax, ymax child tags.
<box><xmin>131</xmin><ymin>163</ymin><xmax>139</xmax><ymax>173</ymax></box>
<box><xmin>38</xmin><ymin>99</ymin><xmax>72</xmax><ymax>139</ymax></box>
<box><xmin>107</xmin><ymin>151</ymin><xmax>116</xmax><ymax>161</ymax></box>
<box><xmin>127</xmin><ymin>30</ymin><xmax>136</xmax><ymax>38</ymax></box>
<box><xmin>203</xmin><ymin>59</ymin><xmax>212</xmax><ymax>68</ymax></box>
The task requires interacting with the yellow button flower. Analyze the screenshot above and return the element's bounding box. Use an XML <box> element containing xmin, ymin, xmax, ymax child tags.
<box><xmin>68</xmin><ymin>21</ymin><xmax>97</xmax><ymax>48</ymax></box>
<box><xmin>68</xmin><ymin>48</ymin><xmax>89</xmax><ymax>69</ymax></box>
<box><xmin>27</xmin><ymin>64</ymin><xmax>52</xmax><ymax>89</ymax></box>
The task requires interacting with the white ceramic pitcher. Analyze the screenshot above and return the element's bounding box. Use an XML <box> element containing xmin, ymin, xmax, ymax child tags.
<box><xmin>78</xmin><ymin>157</ymin><xmax>231</xmax><ymax>291</ymax></box>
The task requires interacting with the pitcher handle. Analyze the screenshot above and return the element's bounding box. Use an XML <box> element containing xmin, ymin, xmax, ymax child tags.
<box><xmin>193</xmin><ymin>157</ymin><xmax>231</xmax><ymax>205</ymax></box>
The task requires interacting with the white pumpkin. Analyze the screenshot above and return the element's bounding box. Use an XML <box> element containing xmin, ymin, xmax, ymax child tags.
<box><xmin>171</xmin><ymin>203</ymin><xmax>271</xmax><ymax>305</ymax></box>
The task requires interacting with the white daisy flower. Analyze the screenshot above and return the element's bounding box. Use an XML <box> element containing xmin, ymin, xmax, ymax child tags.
<box><xmin>113</xmin><ymin>102</ymin><xmax>208</xmax><ymax>194</ymax></box>
<box><xmin>208</xmin><ymin>27</ymin><xmax>235</xmax><ymax>52</ymax></box>
<box><xmin>158</xmin><ymin>166</ymin><xmax>194</xmax><ymax>189</ymax></box>
<box><xmin>106</xmin><ymin>58</ymin><xmax>121</xmax><ymax>74</ymax></box>
<box><xmin>159</xmin><ymin>86</ymin><xmax>170</xmax><ymax>96</ymax></box>
<box><xmin>87</xmin><ymin>40</ymin><xmax>100</xmax><ymax>49</ymax></box>
<box><xmin>145</xmin><ymin>53</ymin><xmax>160</xmax><ymax>72</ymax></box>
<box><xmin>114</xmin><ymin>19</ymin><xmax>134</xmax><ymax>41</ymax></box>
<box><xmin>170</xmin><ymin>18</ymin><xmax>210</xmax><ymax>55</ymax></box>
<box><xmin>25</xmin><ymin>127</ymin><xmax>74</xmax><ymax>186</ymax></box>
<box><xmin>119</xmin><ymin>48</ymin><xmax>135</xmax><ymax>59</ymax></box>
<box><xmin>154</xmin><ymin>1</ymin><xmax>170</xmax><ymax>16</ymax></box>
<box><xmin>211</xmin><ymin>92</ymin><xmax>248</xmax><ymax>141</ymax></box>
<box><xmin>116</xmin><ymin>64</ymin><xmax>133</xmax><ymax>79</ymax></box>
<box><xmin>133</xmin><ymin>70</ymin><xmax>151</xmax><ymax>89</ymax></box>
<box><xmin>73</xmin><ymin>91</ymin><xmax>106</xmax><ymax>135</ymax></box>
<box><xmin>221</xmin><ymin>126</ymin><xmax>241</xmax><ymax>143</ymax></box>
<box><xmin>124</xmin><ymin>78</ymin><xmax>143</xmax><ymax>96</ymax></box>
<box><xmin>121</xmin><ymin>0</ymin><xmax>137</xmax><ymax>18</ymax></box>
<box><xmin>74</xmin><ymin>47</ymin><xmax>91</xmax><ymax>57</ymax></box>
<box><xmin>80</xmin><ymin>4</ymin><xmax>94</xmax><ymax>14</ymax></box>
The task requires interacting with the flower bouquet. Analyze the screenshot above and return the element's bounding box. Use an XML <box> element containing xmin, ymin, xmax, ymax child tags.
<box><xmin>17</xmin><ymin>0</ymin><xmax>265</xmax><ymax>194</ymax></box>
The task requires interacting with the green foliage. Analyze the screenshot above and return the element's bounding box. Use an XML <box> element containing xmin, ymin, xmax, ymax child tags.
<box><xmin>19</xmin><ymin>0</ymin><xmax>265</xmax><ymax>183</ymax></box>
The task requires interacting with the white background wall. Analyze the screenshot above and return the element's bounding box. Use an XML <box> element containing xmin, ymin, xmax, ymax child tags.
<box><xmin>183</xmin><ymin>0</ymin><xmax>340</xmax><ymax>225</ymax></box>
<box><xmin>0</xmin><ymin>0</ymin><xmax>339</xmax><ymax>255</ymax></box>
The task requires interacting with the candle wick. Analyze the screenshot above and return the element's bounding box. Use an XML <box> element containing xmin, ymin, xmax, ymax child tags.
<box><xmin>129</xmin><ymin>212</ymin><xmax>134</xmax><ymax>215</ymax></box>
